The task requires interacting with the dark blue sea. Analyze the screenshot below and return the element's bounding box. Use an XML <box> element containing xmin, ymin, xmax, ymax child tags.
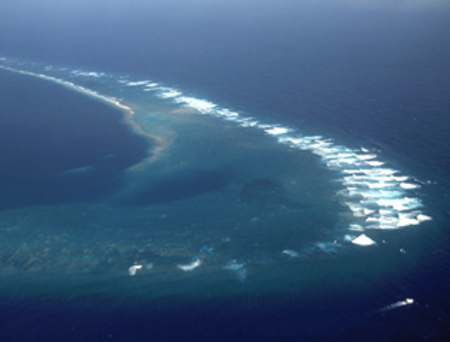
<box><xmin>1</xmin><ymin>1</ymin><xmax>450</xmax><ymax>341</ymax></box>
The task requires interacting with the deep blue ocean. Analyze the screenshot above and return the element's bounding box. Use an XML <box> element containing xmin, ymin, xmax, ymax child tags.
<box><xmin>1</xmin><ymin>1</ymin><xmax>450</xmax><ymax>341</ymax></box>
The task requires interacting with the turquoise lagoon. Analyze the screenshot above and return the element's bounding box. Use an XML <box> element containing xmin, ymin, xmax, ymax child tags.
<box><xmin>0</xmin><ymin>58</ymin><xmax>435</xmax><ymax>303</ymax></box>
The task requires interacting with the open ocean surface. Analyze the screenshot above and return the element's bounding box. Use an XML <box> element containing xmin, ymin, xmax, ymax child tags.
<box><xmin>1</xmin><ymin>1</ymin><xmax>450</xmax><ymax>341</ymax></box>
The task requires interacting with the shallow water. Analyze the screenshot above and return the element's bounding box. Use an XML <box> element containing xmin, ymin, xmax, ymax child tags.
<box><xmin>1</xmin><ymin>2</ymin><xmax>450</xmax><ymax>339</ymax></box>
<box><xmin>0</xmin><ymin>59</ymin><xmax>441</xmax><ymax>310</ymax></box>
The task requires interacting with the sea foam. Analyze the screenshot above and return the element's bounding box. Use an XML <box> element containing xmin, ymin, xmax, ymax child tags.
<box><xmin>0</xmin><ymin>58</ymin><xmax>432</xmax><ymax>257</ymax></box>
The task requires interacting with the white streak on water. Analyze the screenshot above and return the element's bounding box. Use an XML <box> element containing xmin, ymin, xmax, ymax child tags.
<box><xmin>282</xmin><ymin>250</ymin><xmax>300</xmax><ymax>257</ymax></box>
<box><xmin>264</xmin><ymin>127</ymin><xmax>291</xmax><ymax>135</ymax></box>
<box><xmin>400</xmin><ymin>182</ymin><xmax>420</xmax><ymax>189</ymax></box>
<box><xmin>128</xmin><ymin>264</ymin><xmax>143</xmax><ymax>276</ymax></box>
<box><xmin>177</xmin><ymin>258</ymin><xmax>201</xmax><ymax>272</ymax></box>
<box><xmin>376</xmin><ymin>298</ymin><xmax>414</xmax><ymax>313</ymax></box>
<box><xmin>351</xmin><ymin>234</ymin><xmax>377</xmax><ymax>246</ymax></box>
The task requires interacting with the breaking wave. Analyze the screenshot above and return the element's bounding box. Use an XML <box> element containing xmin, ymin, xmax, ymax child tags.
<box><xmin>0</xmin><ymin>57</ymin><xmax>433</xmax><ymax>278</ymax></box>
